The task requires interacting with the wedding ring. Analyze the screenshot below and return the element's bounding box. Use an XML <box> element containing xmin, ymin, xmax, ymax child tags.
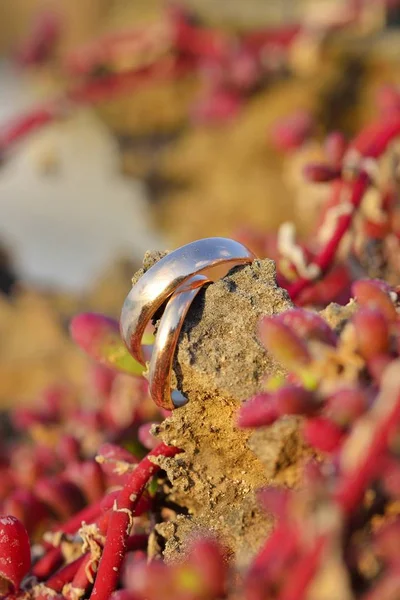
<box><xmin>120</xmin><ymin>237</ymin><xmax>255</xmax><ymax>409</ymax></box>
<box><xmin>148</xmin><ymin>274</ymin><xmax>210</xmax><ymax>410</ymax></box>
<box><xmin>120</xmin><ymin>237</ymin><xmax>255</xmax><ymax>366</ymax></box>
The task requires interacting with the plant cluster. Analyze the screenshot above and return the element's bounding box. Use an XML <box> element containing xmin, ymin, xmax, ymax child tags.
<box><xmin>238</xmin><ymin>85</ymin><xmax>400</xmax><ymax>309</ymax></box>
<box><xmin>0</xmin><ymin>313</ymin><xmax>178</xmax><ymax>599</ymax></box>
<box><xmin>238</xmin><ymin>278</ymin><xmax>400</xmax><ymax>599</ymax></box>
<box><xmin>0</xmin><ymin>3</ymin><xmax>371</xmax><ymax>156</ymax></box>
<box><xmin>2</xmin><ymin>266</ymin><xmax>400</xmax><ymax>599</ymax></box>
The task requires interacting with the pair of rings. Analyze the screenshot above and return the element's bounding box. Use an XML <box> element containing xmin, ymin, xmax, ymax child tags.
<box><xmin>120</xmin><ymin>237</ymin><xmax>255</xmax><ymax>410</ymax></box>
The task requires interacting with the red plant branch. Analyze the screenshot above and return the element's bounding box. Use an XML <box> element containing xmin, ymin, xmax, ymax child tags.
<box><xmin>65</xmin><ymin>552</ymin><xmax>98</xmax><ymax>600</ymax></box>
<box><xmin>0</xmin><ymin>57</ymin><xmax>191</xmax><ymax>155</ymax></box>
<box><xmin>3</xmin><ymin>6</ymin><xmax>361</xmax><ymax>157</ymax></box>
<box><xmin>336</xmin><ymin>392</ymin><xmax>400</xmax><ymax>515</ymax></box>
<box><xmin>55</xmin><ymin>498</ymin><xmax>104</xmax><ymax>535</ymax></box>
<box><xmin>279</xmin><ymin>536</ymin><xmax>327</xmax><ymax>600</ymax></box>
<box><xmin>287</xmin><ymin>117</ymin><xmax>400</xmax><ymax>301</ymax></box>
<box><xmin>32</xmin><ymin>547</ymin><xmax>63</xmax><ymax>580</ymax></box>
<box><xmin>45</xmin><ymin>533</ymin><xmax>148</xmax><ymax>595</ymax></box>
<box><xmin>0</xmin><ymin>105</ymin><xmax>59</xmax><ymax>151</ymax></box>
<box><xmin>90</xmin><ymin>442</ymin><xmax>181</xmax><ymax>600</ymax></box>
<box><xmin>46</xmin><ymin>554</ymin><xmax>87</xmax><ymax>592</ymax></box>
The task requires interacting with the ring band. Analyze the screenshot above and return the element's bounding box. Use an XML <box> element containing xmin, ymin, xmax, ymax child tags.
<box><xmin>148</xmin><ymin>274</ymin><xmax>210</xmax><ymax>410</ymax></box>
<box><xmin>120</xmin><ymin>237</ymin><xmax>255</xmax><ymax>366</ymax></box>
<box><xmin>120</xmin><ymin>237</ymin><xmax>256</xmax><ymax>409</ymax></box>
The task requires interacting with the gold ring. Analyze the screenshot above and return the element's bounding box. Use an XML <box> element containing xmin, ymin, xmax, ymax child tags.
<box><xmin>120</xmin><ymin>238</ymin><xmax>255</xmax><ymax>409</ymax></box>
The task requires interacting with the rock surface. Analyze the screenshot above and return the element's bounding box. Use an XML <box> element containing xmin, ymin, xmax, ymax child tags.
<box><xmin>173</xmin><ymin>257</ymin><xmax>293</xmax><ymax>400</ymax></box>
<box><xmin>130</xmin><ymin>252</ymin><xmax>297</xmax><ymax>563</ymax></box>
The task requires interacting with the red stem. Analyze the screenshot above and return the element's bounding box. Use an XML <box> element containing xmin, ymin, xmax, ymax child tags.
<box><xmin>287</xmin><ymin>117</ymin><xmax>400</xmax><ymax>301</ymax></box>
<box><xmin>55</xmin><ymin>497</ymin><xmax>104</xmax><ymax>535</ymax></box>
<box><xmin>66</xmin><ymin>57</ymin><xmax>190</xmax><ymax>105</ymax></box>
<box><xmin>336</xmin><ymin>393</ymin><xmax>400</xmax><ymax>514</ymax></box>
<box><xmin>90</xmin><ymin>443</ymin><xmax>181</xmax><ymax>600</ymax></box>
<box><xmin>173</xmin><ymin>17</ymin><xmax>229</xmax><ymax>61</ymax></box>
<box><xmin>279</xmin><ymin>536</ymin><xmax>327</xmax><ymax>600</ymax></box>
<box><xmin>100</xmin><ymin>489</ymin><xmax>152</xmax><ymax>515</ymax></box>
<box><xmin>32</xmin><ymin>547</ymin><xmax>63</xmax><ymax>580</ymax></box>
<box><xmin>65</xmin><ymin>11</ymin><xmax>229</xmax><ymax>76</ymax></box>
<box><xmin>0</xmin><ymin>104</ymin><xmax>58</xmax><ymax>149</ymax></box>
<box><xmin>288</xmin><ymin>174</ymin><xmax>369</xmax><ymax>299</ymax></box>
<box><xmin>0</xmin><ymin>57</ymin><xmax>191</xmax><ymax>154</ymax></box>
<box><xmin>250</xmin><ymin>522</ymin><xmax>298</xmax><ymax>573</ymax></box>
<box><xmin>34</xmin><ymin>497</ymin><xmax>110</xmax><ymax>582</ymax></box>
<box><xmin>46</xmin><ymin>553</ymin><xmax>87</xmax><ymax>592</ymax></box>
<box><xmin>126</xmin><ymin>533</ymin><xmax>148</xmax><ymax>551</ymax></box>
<box><xmin>45</xmin><ymin>533</ymin><xmax>147</xmax><ymax>594</ymax></box>
<box><xmin>65</xmin><ymin>552</ymin><xmax>98</xmax><ymax>600</ymax></box>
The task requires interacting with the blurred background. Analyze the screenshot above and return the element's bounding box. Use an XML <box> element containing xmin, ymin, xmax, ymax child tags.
<box><xmin>0</xmin><ymin>0</ymin><xmax>399</xmax><ymax>403</ymax></box>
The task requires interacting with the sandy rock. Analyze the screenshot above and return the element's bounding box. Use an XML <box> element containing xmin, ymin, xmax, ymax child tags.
<box><xmin>320</xmin><ymin>300</ymin><xmax>357</xmax><ymax>333</ymax></box>
<box><xmin>248</xmin><ymin>416</ymin><xmax>313</xmax><ymax>487</ymax></box>
<box><xmin>130</xmin><ymin>251</ymin><xmax>294</xmax><ymax>563</ymax></box>
<box><xmin>172</xmin><ymin>258</ymin><xmax>292</xmax><ymax>401</ymax></box>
